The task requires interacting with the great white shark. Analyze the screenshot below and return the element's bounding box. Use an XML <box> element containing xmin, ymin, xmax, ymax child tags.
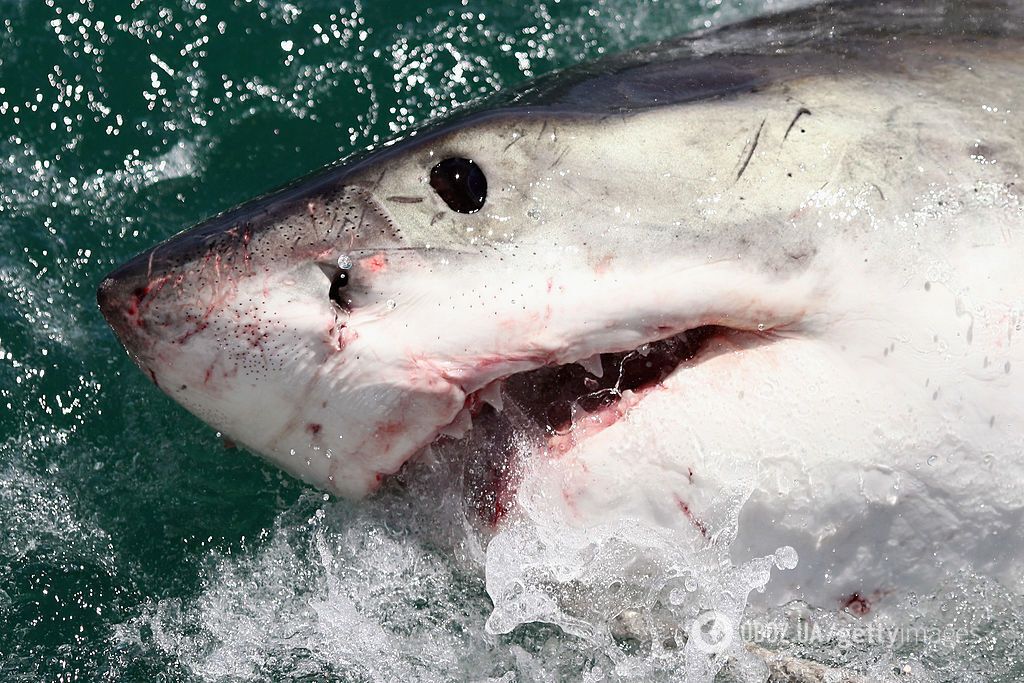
<box><xmin>99</xmin><ymin>0</ymin><xmax>1024</xmax><ymax>621</ymax></box>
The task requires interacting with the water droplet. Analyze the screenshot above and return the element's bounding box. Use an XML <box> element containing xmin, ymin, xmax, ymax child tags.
<box><xmin>774</xmin><ymin>546</ymin><xmax>798</xmax><ymax>570</ymax></box>
<box><xmin>757</xmin><ymin>323</ymin><xmax>766</xmax><ymax>331</ymax></box>
<box><xmin>927</xmin><ymin>455</ymin><xmax>938</xmax><ymax>466</ymax></box>
<box><xmin>684</xmin><ymin>575</ymin><xmax>699</xmax><ymax>592</ymax></box>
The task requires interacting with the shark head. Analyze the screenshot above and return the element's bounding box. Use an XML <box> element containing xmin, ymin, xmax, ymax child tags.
<box><xmin>97</xmin><ymin>102</ymin><xmax>825</xmax><ymax>501</ymax></box>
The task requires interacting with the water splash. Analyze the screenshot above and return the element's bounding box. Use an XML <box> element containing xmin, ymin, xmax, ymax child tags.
<box><xmin>484</xmin><ymin>480</ymin><xmax>792</xmax><ymax>682</ymax></box>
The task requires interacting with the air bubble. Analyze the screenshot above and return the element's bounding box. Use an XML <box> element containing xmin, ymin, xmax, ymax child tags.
<box><xmin>337</xmin><ymin>254</ymin><xmax>353</xmax><ymax>269</ymax></box>
<box><xmin>385</xmin><ymin>299</ymin><xmax>397</xmax><ymax>311</ymax></box>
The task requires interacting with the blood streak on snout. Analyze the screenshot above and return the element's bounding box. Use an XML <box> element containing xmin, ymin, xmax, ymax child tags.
<box><xmin>240</xmin><ymin>226</ymin><xmax>255</xmax><ymax>273</ymax></box>
<box><xmin>126</xmin><ymin>288</ymin><xmax>145</xmax><ymax>324</ymax></box>
<box><xmin>176</xmin><ymin>320</ymin><xmax>210</xmax><ymax>345</ymax></box>
<box><xmin>360</xmin><ymin>252</ymin><xmax>388</xmax><ymax>273</ymax></box>
<box><xmin>241</xmin><ymin>321</ymin><xmax>270</xmax><ymax>351</ymax></box>
<box><xmin>223</xmin><ymin>225</ymin><xmax>254</xmax><ymax>271</ymax></box>
<box><xmin>126</xmin><ymin>274</ymin><xmax>172</xmax><ymax>326</ymax></box>
<box><xmin>175</xmin><ymin>281</ymin><xmax>237</xmax><ymax>345</ymax></box>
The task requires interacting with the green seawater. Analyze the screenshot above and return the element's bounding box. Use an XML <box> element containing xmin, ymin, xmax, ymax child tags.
<box><xmin>4</xmin><ymin>1</ymin><xmax>1021</xmax><ymax>681</ymax></box>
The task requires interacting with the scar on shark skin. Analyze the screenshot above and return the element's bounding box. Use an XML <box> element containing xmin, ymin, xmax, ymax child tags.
<box><xmin>784</xmin><ymin>107</ymin><xmax>812</xmax><ymax>140</ymax></box>
<box><xmin>549</xmin><ymin>146</ymin><xmax>570</xmax><ymax>170</ymax></box>
<box><xmin>736</xmin><ymin>118</ymin><xmax>767</xmax><ymax>181</ymax></box>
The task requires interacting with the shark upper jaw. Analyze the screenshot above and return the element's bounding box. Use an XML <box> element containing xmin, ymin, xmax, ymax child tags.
<box><xmin>426</xmin><ymin>323</ymin><xmax>774</xmax><ymax>524</ymax></box>
<box><xmin>329</xmin><ymin>254</ymin><xmax>819</xmax><ymax>500</ymax></box>
<box><xmin>452</xmin><ymin>325</ymin><xmax>766</xmax><ymax>441</ymax></box>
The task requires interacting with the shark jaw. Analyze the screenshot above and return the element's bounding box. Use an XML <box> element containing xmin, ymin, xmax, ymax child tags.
<box><xmin>98</xmin><ymin>226</ymin><xmax>816</xmax><ymax>503</ymax></box>
<box><xmin>432</xmin><ymin>324</ymin><xmax>772</xmax><ymax>526</ymax></box>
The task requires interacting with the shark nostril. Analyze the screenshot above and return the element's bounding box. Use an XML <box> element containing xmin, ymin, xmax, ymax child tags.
<box><xmin>97</xmin><ymin>276</ymin><xmax>143</xmax><ymax>325</ymax></box>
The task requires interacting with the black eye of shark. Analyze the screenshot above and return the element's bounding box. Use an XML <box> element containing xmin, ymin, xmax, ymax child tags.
<box><xmin>429</xmin><ymin>157</ymin><xmax>487</xmax><ymax>213</ymax></box>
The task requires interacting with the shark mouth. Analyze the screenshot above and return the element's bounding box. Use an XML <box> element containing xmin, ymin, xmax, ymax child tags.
<box><xmin>423</xmin><ymin>325</ymin><xmax>769</xmax><ymax>526</ymax></box>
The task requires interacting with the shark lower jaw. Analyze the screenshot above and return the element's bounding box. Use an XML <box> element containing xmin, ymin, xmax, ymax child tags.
<box><xmin>415</xmin><ymin>324</ymin><xmax>774</xmax><ymax>526</ymax></box>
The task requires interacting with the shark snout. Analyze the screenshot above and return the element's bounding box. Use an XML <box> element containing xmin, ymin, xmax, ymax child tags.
<box><xmin>97</xmin><ymin>250</ymin><xmax>162</xmax><ymax>358</ymax></box>
<box><xmin>97</xmin><ymin>212</ymin><xmax>260</xmax><ymax>358</ymax></box>
<box><xmin>95</xmin><ymin>270</ymin><xmax>123</xmax><ymax>327</ymax></box>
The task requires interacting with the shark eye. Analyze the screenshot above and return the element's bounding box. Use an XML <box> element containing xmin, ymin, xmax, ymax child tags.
<box><xmin>329</xmin><ymin>269</ymin><xmax>349</xmax><ymax>308</ymax></box>
<box><xmin>430</xmin><ymin>157</ymin><xmax>487</xmax><ymax>213</ymax></box>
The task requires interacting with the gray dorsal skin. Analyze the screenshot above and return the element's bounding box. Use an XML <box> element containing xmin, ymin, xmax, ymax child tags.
<box><xmin>512</xmin><ymin>0</ymin><xmax>1024</xmax><ymax>111</ymax></box>
<box><xmin>107</xmin><ymin>0</ymin><xmax>1024</xmax><ymax>268</ymax></box>
<box><xmin>98</xmin><ymin>0</ymin><xmax>1024</xmax><ymax>618</ymax></box>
